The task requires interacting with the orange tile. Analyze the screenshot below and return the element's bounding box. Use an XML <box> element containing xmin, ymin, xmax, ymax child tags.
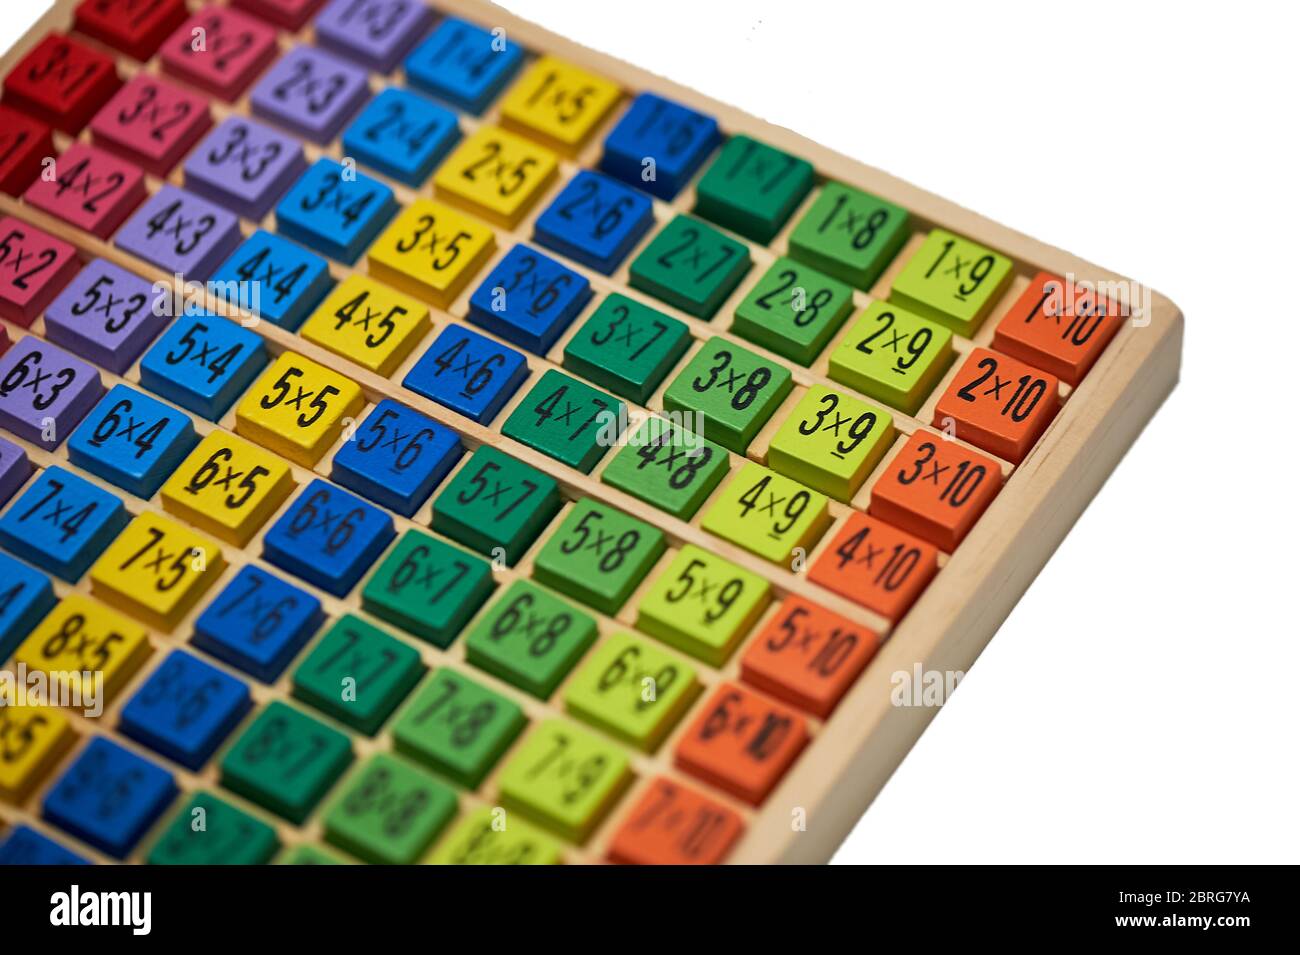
<box><xmin>808</xmin><ymin>513</ymin><xmax>938</xmax><ymax>622</ymax></box>
<box><xmin>607</xmin><ymin>777</ymin><xmax>745</xmax><ymax>865</ymax></box>
<box><xmin>933</xmin><ymin>347</ymin><xmax>1059</xmax><ymax>463</ymax></box>
<box><xmin>993</xmin><ymin>271</ymin><xmax>1123</xmax><ymax>386</ymax></box>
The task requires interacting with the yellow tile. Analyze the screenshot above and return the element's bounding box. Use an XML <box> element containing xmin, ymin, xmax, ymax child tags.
<box><xmin>434</xmin><ymin>125</ymin><xmax>558</xmax><ymax>228</ymax></box>
<box><xmin>235</xmin><ymin>351</ymin><xmax>364</xmax><ymax>467</ymax></box>
<box><xmin>499</xmin><ymin>55</ymin><xmax>621</xmax><ymax>156</ymax></box>
<box><xmin>366</xmin><ymin>199</ymin><xmax>496</xmax><ymax>309</ymax></box>
<box><xmin>14</xmin><ymin>594</ymin><xmax>152</xmax><ymax>704</ymax></box>
<box><xmin>299</xmin><ymin>274</ymin><xmax>431</xmax><ymax>377</ymax></box>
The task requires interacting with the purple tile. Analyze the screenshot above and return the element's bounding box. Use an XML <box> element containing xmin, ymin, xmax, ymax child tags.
<box><xmin>313</xmin><ymin>0</ymin><xmax>433</xmax><ymax>73</ymax></box>
<box><xmin>0</xmin><ymin>436</ymin><xmax>32</xmax><ymax>507</ymax></box>
<box><xmin>0</xmin><ymin>336</ymin><xmax>104</xmax><ymax>449</ymax></box>
<box><xmin>115</xmin><ymin>185</ymin><xmax>243</xmax><ymax>282</ymax></box>
<box><xmin>43</xmin><ymin>259</ymin><xmax>167</xmax><ymax>375</ymax></box>
<box><xmin>185</xmin><ymin>116</ymin><xmax>308</xmax><ymax>221</ymax></box>
<box><xmin>250</xmin><ymin>45</ymin><xmax>371</xmax><ymax>144</ymax></box>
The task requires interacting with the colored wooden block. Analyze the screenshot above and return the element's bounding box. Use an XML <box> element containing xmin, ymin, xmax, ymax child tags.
<box><xmin>75</xmin><ymin>0</ymin><xmax>187</xmax><ymax>61</ymax></box>
<box><xmin>391</xmin><ymin>668</ymin><xmax>525</xmax><ymax>787</ymax></box>
<box><xmin>234</xmin><ymin>350</ymin><xmax>365</xmax><ymax>467</ymax></box>
<box><xmin>933</xmin><ymin>347</ymin><xmax>1060</xmax><ymax>463</ymax></box>
<box><xmin>606</xmin><ymin>777</ymin><xmax>744</xmax><ymax>865</ymax></box>
<box><xmin>0</xmin><ymin>337</ymin><xmax>103</xmax><ymax>449</ymax></box>
<box><xmin>0</xmin><ymin>551</ymin><xmax>54</xmax><ymax>659</ymax></box>
<box><xmin>433</xmin><ymin>124</ymin><xmax>559</xmax><ymax>229</ymax></box>
<box><xmin>628</xmin><ymin>214</ymin><xmax>751</xmax><ymax>318</ymax></box>
<box><xmin>14</xmin><ymin>594</ymin><xmax>150</xmax><ymax>702</ymax></box>
<box><xmin>636</xmin><ymin>544</ymin><xmax>771</xmax><ymax>665</ymax></box>
<box><xmin>403</xmin><ymin>323</ymin><xmax>529</xmax><ymax>424</ymax></box>
<box><xmin>262</xmin><ymin>479</ymin><xmax>395</xmax><ymax>596</ymax></box>
<box><xmin>90</xmin><ymin>73</ymin><xmax>212</xmax><ymax>177</ymax></box>
<box><xmin>0</xmin><ymin>825</ymin><xmax>88</xmax><ymax>865</ymax></box>
<box><xmin>185</xmin><ymin>116</ymin><xmax>307</xmax><ymax>220</ymax></box>
<box><xmin>366</xmin><ymin>199</ymin><xmax>496</xmax><ymax>307</ymax></box>
<box><xmin>741</xmin><ymin>595</ymin><xmax>880</xmax><ymax>717</ymax></box>
<box><xmin>160</xmin><ymin>429</ymin><xmax>296</xmax><ymax>546</ymax></box>
<box><xmin>42</xmin><ymin>258</ymin><xmax>167</xmax><ymax>375</ymax></box>
<box><xmin>0</xmin><ymin>218</ymin><xmax>81</xmax><ymax>327</ymax></box>
<box><xmin>828</xmin><ymin>300</ymin><xmax>954</xmax><ymax>414</ymax></box>
<box><xmin>563</xmin><ymin>293</ymin><xmax>690</xmax><ymax>405</ymax></box>
<box><xmin>0</xmin><ymin>105</ymin><xmax>52</xmax><ymax>196</ymax></box>
<box><xmin>231</xmin><ymin>0</ymin><xmax>325</xmax><ymax>31</ymax></box>
<box><xmin>207</xmin><ymin>229</ymin><xmax>334</xmax><ymax>331</ymax></box>
<box><xmin>3</xmin><ymin>33</ymin><xmax>120</xmax><ymax>134</ymax></box>
<box><xmin>889</xmin><ymin>228</ymin><xmax>1014</xmax><ymax>335</ymax></box>
<box><xmin>139</xmin><ymin>312</ymin><xmax>268</xmax><ymax>420</ymax></box>
<box><xmin>501</xmin><ymin>369</ymin><xmax>625</xmax><ymax>473</ymax></box>
<box><xmin>332</xmin><ymin>399</ymin><xmax>462</xmax><ymax>517</ymax></box>
<box><xmin>701</xmin><ymin>461</ymin><xmax>831</xmax><ymax>566</ymax></box>
<box><xmin>159</xmin><ymin>6</ymin><xmax>279</xmax><ymax>102</ymax></box>
<box><xmin>89</xmin><ymin>511</ymin><xmax>225</xmax><ymax>630</ymax></box>
<box><xmin>67</xmin><ymin>384</ymin><xmax>198</xmax><ymax>498</ymax></box>
<box><xmin>674</xmin><ymin>682</ymin><xmax>809</xmax><ymax>805</ymax></box>
<box><xmin>220</xmin><ymin>700</ymin><xmax>353</xmax><ymax>824</ymax></box>
<box><xmin>661</xmin><ymin>336</ymin><xmax>792</xmax><ymax>453</ymax></box>
<box><xmin>564</xmin><ymin>632</ymin><xmax>698</xmax><ymax>751</ymax></box>
<box><xmin>313</xmin><ymin>0</ymin><xmax>433</xmax><ymax>73</ymax></box>
<box><xmin>499</xmin><ymin>55</ymin><xmax>622</xmax><ymax>157</ymax></box>
<box><xmin>600</xmin><ymin>417</ymin><xmax>729</xmax><ymax>521</ymax></box>
<box><xmin>533</xmin><ymin>498</ymin><xmax>666</xmax><ymax>615</ymax></box>
<box><xmin>192</xmin><ymin>564</ymin><xmax>324</xmax><ymax>682</ymax></box>
<box><xmin>250</xmin><ymin>45</ymin><xmax>372</xmax><ymax>144</ymax></box>
<box><xmin>600</xmin><ymin>91</ymin><xmax>720</xmax><ymax>201</ymax></box>
<box><xmin>23</xmin><ymin>141</ymin><xmax>147</xmax><ymax>239</ymax></box>
<box><xmin>464</xmin><ymin>579</ymin><xmax>596</xmax><ymax>698</ymax></box>
<box><xmin>361</xmin><ymin>529</ymin><xmax>495</xmax><ymax>648</ymax></box>
<box><xmin>120</xmin><ymin>649</ymin><xmax>252</xmax><ymax>769</ymax></box>
<box><xmin>404</xmin><ymin>16</ymin><xmax>524</xmax><ymax>115</ymax></box>
<box><xmin>277</xmin><ymin>158</ymin><xmax>397</xmax><ymax>264</ymax></box>
<box><xmin>808</xmin><ymin>511</ymin><xmax>940</xmax><ymax>622</ymax></box>
<box><xmin>430</xmin><ymin>445</ymin><xmax>560</xmax><ymax>566</ymax></box>
<box><xmin>731</xmin><ymin>255</ymin><xmax>855</xmax><ymax>366</ymax></box>
<box><xmin>300</xmin><ymin>274</ymin><xmax>431</xmax><ymax>376</ymax></box>
<box><xmin>788</xmin><ymin>181</ymin><xmax>910</xmax><ymax>290</ymax></box>
<box><xmin>0</xmin><ymin>704</ymin><xmax>74</xmax><ymax>803</ymax></box>
<box><xmin>342</xmin><ymin>86</ymin><xmax>460</xmax><ymax>186</ymax></box>
<box><xmin>427</xmin><ymin>805</ymin><xmax>563</xmax><ymax>865</ymax></box>
<box><xmin>496</xmin><ymin>719</ymin><xmax>631</xmax><ymax>841</ymax></box>
<box><xmin>534</xmin><ymin>170</ymin><xmax>654</xmax><ymax>274</ymax></box>
<box><xmin>147</xmin><ymin>791</ymin><xmax>278</xmax><ymax>864</ymax></box>
<box><xmin>992</xmin><ymin>271</ymin><xmax>1124</xmax><ymax>385</ymax></box>
<box><xmin>868</xmin><ymin>430</ymin><xmax>1003</xmax><ymax>551</ymax></box>
<box><xmin>694</xmin><ymin>134</ymin><xmax>814</xmax><ymax>244</ymax></box>
<box><xmin>292</xmin><ymin>614</ymin><xmax>424</xmax><ymax>734</ymax></box>
<box><xmin>276</xmin><ymin>844</ymin><xmax>347</xmax><ymax>864</ymax></box>
<box><xmin>767</xmin><ymin>385</ymin><xmax>896</xmax><ymax>501</ymax></box>
<box><xmin>115</xmin><ymin>184</ymin><xmax>244</xmax><ymax>280</ymax></box>
<box><xmin>0</xmin><ymin>437</ymin><xmax>32</xmax><ymax>508</ymax></box>
<box><xmin>467</xmin><ymin>243</ymin><xmax>592</xmax><ymax>354</ymax></box>
<box><xmin>323</xmin><ymin>753</ymin><xmax>457</xmax><ymax>864</ymax></box>
<box><xmin>43</xmin><ymin>737</ymin><xmax>176</xmax><ymax>858</ymax></box>
<box><xmin>0</xmin><ymin>466</ymin><xmax>127</xmax><ymax>581</ymax></box>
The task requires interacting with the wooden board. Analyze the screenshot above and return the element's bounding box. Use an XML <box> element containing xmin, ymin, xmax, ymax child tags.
<box><xmin>0</xmin><ymin>0</ymin><xmax>1183</xmax><ymax>865</ymax></box>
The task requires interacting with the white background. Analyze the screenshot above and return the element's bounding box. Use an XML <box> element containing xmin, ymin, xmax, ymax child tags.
<box><xmin>5</xmin><ymin>1</ymin><xmax>1296</xmax><ymax>863</ymax></box>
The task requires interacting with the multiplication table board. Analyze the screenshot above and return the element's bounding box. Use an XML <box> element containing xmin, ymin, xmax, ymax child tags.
<box><xmin>0</xmin><ymin>0</ymin><xmax>1182</xmax><ymax>865</ymax></box>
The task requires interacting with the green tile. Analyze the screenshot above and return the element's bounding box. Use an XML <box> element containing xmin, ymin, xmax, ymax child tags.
<box><xmin>426</xmin><ymin>805</ymin><xmax>563</xmax><ymax>864</ymax></box>
<box><xmin>292</xmin><ymin>614</ymin><xmax>425</xmax><ymax>735</ymax></box>
<box><xmin>362</xmin><ymin>529</ymin><xmax>496</xmax><ymax>648</ymax></box>
<box><xmin>323</xmin><ymin>753</ymin><xmax>458</xmax><ymax>864</ymax></box>
<box><xmin>888</xmin><ymin>228</ymin><xmax>1014</xmax><ymax>336</ymax></box>
<box><xmin>628</xmin><ymin>214</ymin><xmax>750</xmax><ymax>318</ymax></box>
<box><xmin>147</xmin><ymin>791</ymin><xmax>279</xmax><ymax>865</ymax></box>
<box><xmin>392</xmin><ymin>668</ymin><xmax>525</xmax><ymax>788</ymax></box>
<box><xmin>276</xmin><ymin>844</ymin><xmax>349</xmax><ymax>864</ymax></box>
<box><xmin>532</xmin><ymin>498</ymin><xmax>666</xmax><ymax>615</ymax></box>
<box><xmin>220</xmin><ymin>701</ymin><xmax>353</xmax><ymax>824</ymax></box>
<box><xmin>788</xmin><ymin>181</ymin><xmax>910</xmax><ymax>290</ymax></box>
<box><xmin>562</xmin><ymin>293</ymin><xmax>690</xmax><ymax>404</ymax></box>
<box><xmin>662</xmin><ymin>336</ymin><xmax>792</xmax><ymax>453</ymax></box>
<box><xmin>731</xmin><ymin>256</ymin><xmax>854</xmax><ymax>365</ymax></box>
<box><xmin>600</xmin><ymin>417</ymin><xmax>729</xmax><ymax>521</ymax></box>
<box><xmin>464</xmin><ymin>579</ymin><xmax>596</xmax><ymax>698</ymax></box>
<box><xmin>693</xmin><ymin>134</ymin><xmax>814</xmax><ymax>243</ymax></box>
<box><xmin>501</xmin><ymin>369</ymin><xmax>625</xmax><ymax>474</ymax></box>
<box><xmin>827</xmin><ymin>300</ymin><xmax>954</xmax><ymax>414</ymax></box>
<box><xmin>431</xmin><ymin>446</ymin><xmax>561</xmax><ymax>566</ymax></box>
